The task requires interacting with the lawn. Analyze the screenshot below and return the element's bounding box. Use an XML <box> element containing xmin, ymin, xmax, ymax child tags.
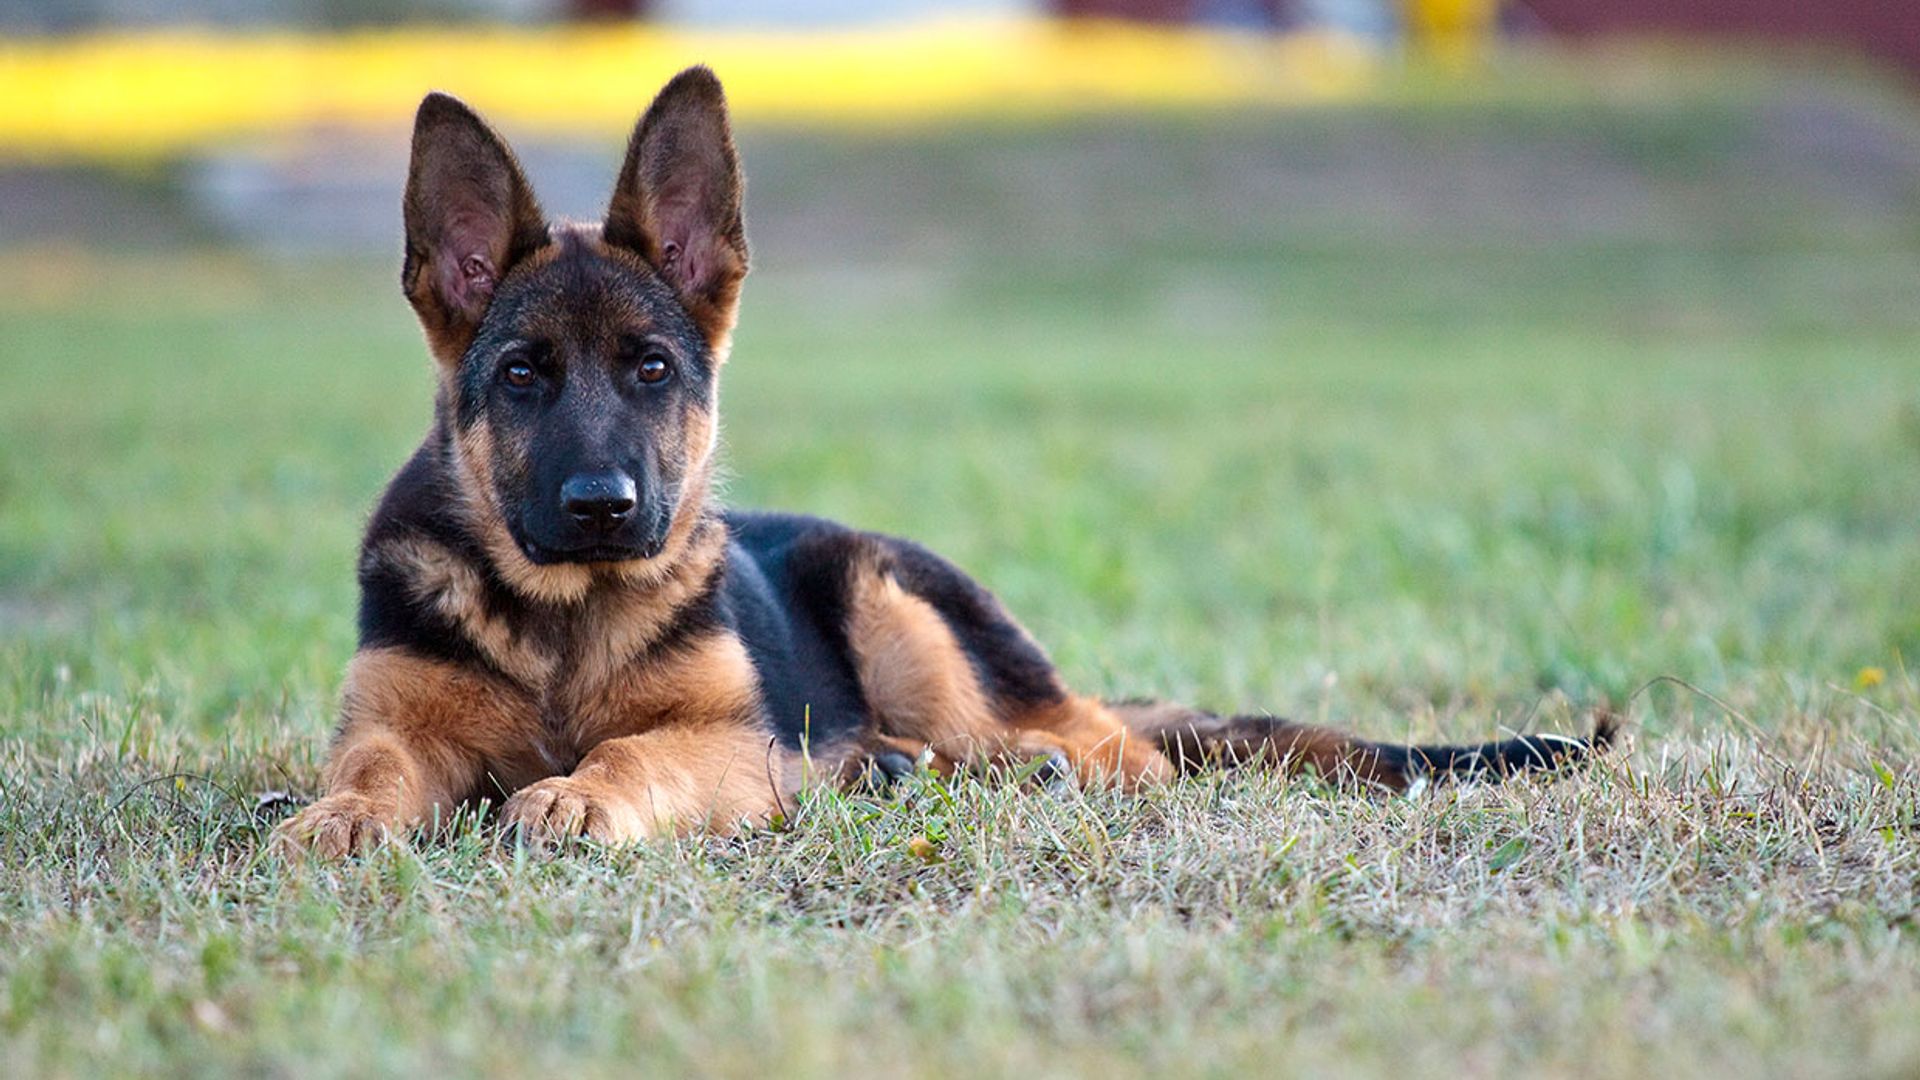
<box><xmin>3</xmin><ymin>69</ymin><xmax>1920</xmax><ymax>1076</ymax></box>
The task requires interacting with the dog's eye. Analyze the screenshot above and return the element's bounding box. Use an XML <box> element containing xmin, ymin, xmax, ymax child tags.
<box><xmin>502</xmin><ymin>362</ymin><xmax>537</xmax><ymax>389</ymax></box>
<box><xmin>637</xmin><ymin>354</ymin><xmax>673</xmax><ymax>385</ymax></box>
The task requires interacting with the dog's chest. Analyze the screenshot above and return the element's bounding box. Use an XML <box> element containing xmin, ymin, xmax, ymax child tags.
<box><xmin>488</xmin><ymin>593</ymin><xmax>760</xmax><ymax>773</ymax></box>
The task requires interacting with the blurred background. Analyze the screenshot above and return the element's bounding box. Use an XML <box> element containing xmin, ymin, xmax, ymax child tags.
<box><xmin>2</xmin><ymin>1</ymin><xmax>1918</xmax><ymax>738</ymax></box>
<box><xmin>5</xmin><ymin>0</ymin><xmax>1917</xmax><ymax>259</ymax></box>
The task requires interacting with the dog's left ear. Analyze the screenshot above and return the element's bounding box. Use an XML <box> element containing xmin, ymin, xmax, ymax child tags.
<box><xmin>604</xmin><ymin>66</ymin><xmax>749</xmax><ymax>350</ymax></box>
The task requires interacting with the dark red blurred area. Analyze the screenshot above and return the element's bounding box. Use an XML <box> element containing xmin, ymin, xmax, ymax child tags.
<box><xmin>1520</xmin><ymin>0</ymin><xmax>1920</xmax><ymax>78</ymax></box>
<box><xmin>1054</xmin><ymin>0</ymin><xmax>1920</xmax><ymax>78</ymax></box>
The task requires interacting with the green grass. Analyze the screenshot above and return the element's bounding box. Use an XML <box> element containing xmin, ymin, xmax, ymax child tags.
<box><xmin>4</xmin><ymin>76</ymin><xmax>1920</xmax><ymax>1076</ymax></box>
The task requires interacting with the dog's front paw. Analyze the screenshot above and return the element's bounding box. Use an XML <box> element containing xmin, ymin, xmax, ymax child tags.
<box><xmin>501</xmin><ymin>778</ymin><xmax>638</xmax><ymax>846</ymax></box>
<box><xmin>271</xmin><ymin>793</ymin><xmax>393</xmax><ymax>858</ymax></box>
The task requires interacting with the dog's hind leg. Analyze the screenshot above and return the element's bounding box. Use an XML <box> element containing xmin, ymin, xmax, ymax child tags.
<box><xmin>840</xmin><ymin>556</ymin><xmax>1026</xmax><ymax>769</ymax></box>
<box><xmin>836</xmin><ymin>733</ymin><xmax>962</xmax><ymax>792</ymax></box>
<box><xmin>1006</xmin><ymin>697</ymin><xmax>1175</xmax><ymax>791</ymax></box>
<box><xmin>837</xmin><ymin>544</ymin><xmax>1175</xmax><ymax>791</ymax></box>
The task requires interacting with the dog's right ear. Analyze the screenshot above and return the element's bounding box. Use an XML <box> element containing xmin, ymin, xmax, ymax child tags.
<box><xmin>401</xmin><ymin>93</ymin><xmax>548</xmax><ymax>365</ymax></box>
<box><xmin>604</xmin><ymin>66</ymin><xmax>748</xmax><ymax>353</ymax></box>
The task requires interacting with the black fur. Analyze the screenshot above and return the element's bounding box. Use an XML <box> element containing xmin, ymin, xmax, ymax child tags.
<box><xmin>719</xmin><ymin>512</ymin><xmax>871</xmax><ymax>750</ymax></box>
<box><xmin>731</xmin><ymin>512</ymin><xmax>1067</xmax><ymax>722</ymax></box>
<box><xmin>878</xmin><ymin>537</ymin><xmax>1067</xmax><ymax>712</ymax></box>
<box><xmin>356</xmin><ymin>443</ymin><xmax>496</xmax><ymax>673</ymax></box>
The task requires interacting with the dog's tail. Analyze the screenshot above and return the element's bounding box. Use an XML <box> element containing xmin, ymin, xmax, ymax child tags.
<box><xmin>1109</xmin><ymin>699</ymin><xmax>1617</xmax><ymax>792</ymax></box>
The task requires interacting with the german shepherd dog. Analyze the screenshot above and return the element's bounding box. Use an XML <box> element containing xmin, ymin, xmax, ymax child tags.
<box><xmin>275</xmin><ymin>67</ymin><xmax>1611</xmax><ymax>856</ymax></box>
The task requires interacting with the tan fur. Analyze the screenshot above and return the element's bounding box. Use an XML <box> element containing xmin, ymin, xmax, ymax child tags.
<box><xmin>568</xmin><ymin>516</ymin><xmax>727</xmax><ymax>695</ymax></box>
<box><xmin>839</xmin><ymin>556</ymin><xmax>1176</xmax><ymax>790</ymax></box>
<box><xmin>274</xmin><ymin>648</ymin><xmax>542</xmax><ymax>856</ymax></box>
<box><xmin>370</xmin><ymin>535</ymin><xmax>557</xmax><ymax>687</ymax></box>
<box><xmin>502</xmin><ymin>720</ymin><xmax>784</xmax><ymax>843</ymax></box>
<box><xmin>842</xmin><ymin>733</ymin><xmax>963</xmax><ymax>782</ymax></box>
<box><xmin>1010</xmin><ymin>696</ymin><xmax>1175</xmax><ymax>792</ymax></box>
<box><xmin>454</xmin><ymin>422</ymin><xmax>597</xmax><ymax>606</ymax></box>
<box><xmin>508</xmin><ymin>631</ymin><xmax>784</xmax><ymax>842</ymax></box>
<box><xmin>843</xmin><ymin>561</ymin><xmax>1008</xmax><ymax>764</ymax></box>
<box><xmin>564</xmin><ymin>630</ymin><xmax>764</xmax><ymax>749</ymax></box>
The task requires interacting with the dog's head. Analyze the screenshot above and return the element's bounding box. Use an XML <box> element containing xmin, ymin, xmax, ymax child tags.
<box><xmin>400</xmin><ymin>68</ymin><xmax>745</xmax><ymax>594</ymax></box>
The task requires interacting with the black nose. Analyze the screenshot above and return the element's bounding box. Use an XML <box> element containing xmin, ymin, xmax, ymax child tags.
<box><xmin>561</xmin><ymin>469</ymin><xmax>637</xmax><ymax>531</ymax></box>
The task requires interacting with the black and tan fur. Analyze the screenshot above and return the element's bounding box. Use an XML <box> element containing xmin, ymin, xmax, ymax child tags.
<box><xmin>275</xmin><ymin>68</ymin><xmax>1611</xmax><ymax>856</ymax></box>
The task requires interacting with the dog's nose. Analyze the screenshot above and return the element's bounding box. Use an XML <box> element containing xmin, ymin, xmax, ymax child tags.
<box><xmin>561</xmin><ymin>469</ymin><xmax>637</xmax><ymax>531</ymax></box>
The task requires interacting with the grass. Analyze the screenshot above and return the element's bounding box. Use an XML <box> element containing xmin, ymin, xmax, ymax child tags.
<box><xmin>4</xmin><ymin>70</ymin><xmax>1920</xmax><ymax>1076</ymax></box>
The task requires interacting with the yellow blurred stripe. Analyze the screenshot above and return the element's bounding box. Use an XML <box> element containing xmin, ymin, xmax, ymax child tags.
<box><xmin>0</xmin><ymin>18</ymin><xmax>1379</xmax><ymax>161</ymax></box>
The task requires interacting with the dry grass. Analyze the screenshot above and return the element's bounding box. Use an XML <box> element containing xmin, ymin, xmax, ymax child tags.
<box><xmin>5</xmin><ymin>691</ymin><xmax>1916</xmax><ymax>1076</ymax></box>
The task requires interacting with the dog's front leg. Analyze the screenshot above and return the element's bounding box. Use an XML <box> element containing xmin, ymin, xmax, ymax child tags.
<box><xmin>502</xmin><ymin>722</ymin><xmax>787</xmax><ymax>845</ymax></box>
<box><xmin>274</xmin><ymin>727</ymin><xmax>470</xmax><ymax>857</ymax></box>
<box><xmin>274</xmin><ymin>648</ymin><xmax>532</xmax><ymax>857</ymax></box>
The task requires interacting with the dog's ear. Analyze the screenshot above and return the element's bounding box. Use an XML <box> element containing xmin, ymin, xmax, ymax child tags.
<box><xmin>604</xmin><ymin>66</ymin><xmax>748</xmax><ymax>350</ymax></box>
<box><xmin>402</xmin><ymin>92</ymin><xmax>548</xmax><ymax>365</ymax></box>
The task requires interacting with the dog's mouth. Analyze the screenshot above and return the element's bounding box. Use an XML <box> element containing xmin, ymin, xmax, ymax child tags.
<box><xmin>517</xmin><ymin>537</ymin><xmax>665</xmax><ymax>565</ymax></box>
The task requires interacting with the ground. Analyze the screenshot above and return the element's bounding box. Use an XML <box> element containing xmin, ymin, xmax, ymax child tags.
<box><xmin>3</xmin><ymin>61</ymin><xmax>1919</xmax><ymax>1077</ymax></box>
